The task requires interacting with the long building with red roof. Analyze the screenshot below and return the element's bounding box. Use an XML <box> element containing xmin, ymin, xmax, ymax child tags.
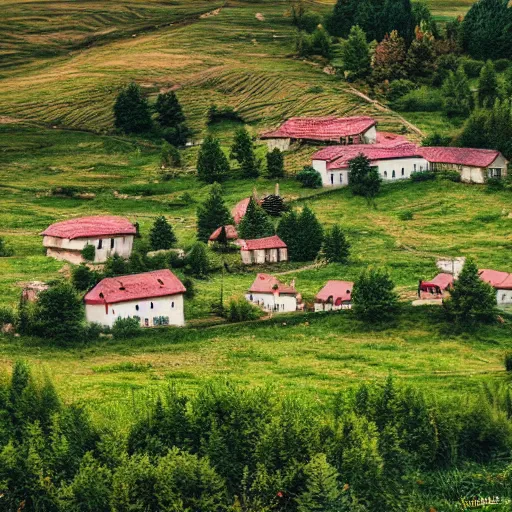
<box><xmin>84</xmin><ymin>269</ymin><xmax>186</xmax><ymax>328</ymax></box>
<box><xmin>41</xmin><ymin>215</ymin><xmax>136</xmax><ymax>264</ymax></box>
<box><xmin>246</xmin><ymin>273</ymin><xmax>298</xmax><ymax>313</ymax></box>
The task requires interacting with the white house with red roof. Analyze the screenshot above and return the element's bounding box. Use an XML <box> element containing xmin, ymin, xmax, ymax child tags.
<box><xmin>260</xmin><ymin>116</ymin><xmax>377</xmax><ymax>151</ymax></box>
<box><xmin>246</xmin><ymin>273</ymin><xmax>298</xmax><ymax>313</ymax></box>
<box><xmin>315</xmin><ymin>280</ymin><xmax>354</xmax><ymax>311</ymax></box>
<box><xmin>478</xmin><ymin>269</ymin><xmax>512</xmax><ymax>305</ymax></box>
<box><xmin>41</xmin><ymin>216</ymin><xmax>136</xmax><ymax>264</ymax></box>
<box><xmin>84</xmin><ymin>269</ymin><xmax>186</xmax><ymax>328</ymax></box>
<box><xmin>419</xmin><ymin>147</ymin><xmax>507</xmax><ymax>184</ymax></box>
<box><xmin>239</xmin><ymin>235</ymin><xmax>288</xmax><ymax>265</ymax></box>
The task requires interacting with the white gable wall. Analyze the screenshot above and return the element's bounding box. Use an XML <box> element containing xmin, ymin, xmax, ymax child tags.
<box><xmin>496</xmin><ymin>289</ymin><xmax>512</xmax><ymax>305</ymax></box>
<box><xmin>362</xmin><ymin>125</ymin><xmax>377</xmax><ymax>144</ymax></box>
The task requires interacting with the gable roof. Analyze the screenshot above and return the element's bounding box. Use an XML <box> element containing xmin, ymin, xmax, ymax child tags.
<box><xmin>422</xmin><ymin>273</ymin><xmax>454</xmax><ymax>290</ymax></box>
<box><xmin>260</xmin><ymin>116</ymin><xmax>376</xmax><ymax>141</ymax></box>
<box><xmin>248</xmin><ymin>273</ymin><xmax>297</xmax><ymax>295</ymax></box>
<box><xmin>209</xmin><ymin>225</ymin><xmax>239</xmax><ymax>241</ymax></box>
<box><xmin>316</xmin><ymin>280</ymin><xmax>353</xmax><ymax>303</ymax></box>
<box><xmin>312</xmin><ymin>142</ymin><xmax>421</xmax><ymax>170</ymax></box>
<box><xmin>232</xmin><ymin>198</ymin><xmax>251</xmax><ymax>224</ymax></box>
<box><xmin>479</xmin><ymin>269</ymin><xmax>512</xmax><ymax>290</ymax></box>
<box><xmin>84</xmin><ymin>269</ymin><xmax>186</xmax><ymax>305</ymax></box>
<box><xmin>42</xmin><ymin>216</ymin><xmax>136</xmax><ymax>240</ymax></box>
<box><xmin>239</xmin><ymin>235</ymin><xmax>287</xmax><ymax>251</ymax></box>
<box><xmin>420</xmin><ymin>147</ymin><xmax>502</xmax><ymax>168</ymax></box>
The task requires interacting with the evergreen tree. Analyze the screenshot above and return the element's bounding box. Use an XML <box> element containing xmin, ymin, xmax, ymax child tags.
<box><xmin>383</xmin><ymin>0</ymin><xmax>415</xmax><ymax>43</ymax></box>
<box><xmin>186</xmin><ymin>242</ymin><xmax>210</xmax><ymax>277</ymax></box>
<box><xmin>352</xmin><ymin>267</ymin><xmax>399</xmax><ymax>322</ymax></box>
<box><xmin>404</xmin><ymin>29</ymin><xmax>437</xmax><ymax>80</ymax></box>
<box><xmin>348</xmin><ymin>154</ymin><xmax>382</xmax><ymax>202</ymax></box>
<box><xmin>113</xmin><ymin>83</ymin><xmax>152</xmax><ymax>134</ymax></box>
<box><xmin>155</xmin><ymin>91</ymin><xmax>185</xmax><ymax>127</ymax></box>
<box><xmin>196</xmin><ymin>183</ymin><xmax>233</xmax><ymax>243</ymax></box>
<box><xmin>266</xmin><ymin>148</ymin><xmax>285</xmax><ymax>178</ymax></box>
<box><xmin>412</xmin><ymin>1</ymin><xmax>438</xmax><ymax>36</ymax></box>
<box><xmin>230</xmin><ymin>128</ymin><xmax>253</xmax><ymax>165</ymax></box>
<box><xmin>197</xmin><ymin>136</ymin><xmax>230</xmax><ymax>183</ymax></box>
<box><xmin>296</xmin><ymin>205</ymin><xmax>323</xmax><ymax>262</ymax></box>
<box><xmin>296</xmin><ymin>166</ymin><xmax>323</xmax><ymax>188</ymax></box>
<box><xmin>478</xmin><ymin>60</ymin><xmax>500</xmax><ymax>108</ymax></box>
<box><xmin>240</xmin><ymin>150</ymin><xmax>260</xmax><ymax>179</ymax></box>
<box><xmin>327</xmin><ymin>0</ymin><xmax>358</xmax><ymax>37</ymax></box>
<box><xmin>237</xmin><ymin>198</ymin><xmax>275</xmax><ymax>240</ymax></box>
<box><xmin>340</xmin><ymin>26</ymin><xmax>371</xmax><ymax>80</ymax></box>
<box><xmin>149</xmin><ymin>216</ymin><xmax>177</xmax><ymax>251</ymax></box>
<box><xmin>322</xmin><ymin>225</ymin><xmax>350</xmax><ymax>263</ymax></box>
<box><xmin>443</xmin><ymin>258</ymin><xmax>497</xmax><ymax>326</ymax></box>
<box><xmin>277</xmin><ymin>210</ymin><xmax>301</xmax><ymax>260</ymax></box>
<box><xmin>442</xmin><ymin>66</ymin><xmax>473</xmax><ymax>117</ymax></box>
<box><xmin>372</xmin><ymin>31</ymin><xmax>407</xmax><ymax>82</ymax></box>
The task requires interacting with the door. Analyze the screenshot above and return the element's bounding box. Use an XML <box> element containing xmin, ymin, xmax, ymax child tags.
<box><xmin>330</xmin><ymin>174</ymin><xmax>334</xmax><ymax>185</ymax></box>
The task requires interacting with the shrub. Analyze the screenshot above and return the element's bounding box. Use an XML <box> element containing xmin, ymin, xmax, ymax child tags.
<box><xmin>185</xmin><ymin>242</ymin><xmax>211</xmax><ymax>278</ymax></box>
<box><xmin>207</xmin><ymin>105</ymin><xmax>243</xmax><ymax>125</ymax></box>
<box><xmin>421</xmin><ymin>133</ymin><xmax>453</xmax><ymax>146</ymax></box>
<box><xmin>486</xmin><ymin>177</ymin><xmax>505</xmax><ymax>191</ymax></box>
<box><xmin>438</xmin><ymin>170</ymin><xmax>461</xmax><ymax>182</ymax></box>
<box><xmin>182</xmin><ymin>278</ymin><xmax>195</xmax><ymax>299</ymax></box>
<box><xmin>494</xmin><ymin>58</ymin><xmax>511</xmax><ymax>72</ymax></box>
<box><xmin>0</xmin><ymin>307</ymin><xmax>15</xmax><ymax>325</ymax></box>
<box><xmin>460</xmin><ymin>58</ymin><xmax>485</xmax><ymax>78</ymax></box>
<box><xmin>112</xmin><ymin>317</ymin><xmax>141</xmax><ymax>339</ymax></box>
<box><xmin>0</xmin><ymin>237</ymin><xmax>14</xmax><ymax>257</ymax></box>
<box><xmin>160</xmin><ymin>142</ymin><xmax>182</xmax><ymax>168</ymax></box>
<box><xmin>296</xmin><ymin>166</ymin><xmax>322</xmax><ymax>188</ymax></box>
<box><xmin>386</xmin><ymin>79</ymin><xmax>415</xmax><ymax>101</ymax></box>
<box><xmin>505</xmin><ymin>352</ymin><xmax>512</xmax><ymax>372</ymax></box>
<box><xmin>51</xmin><ymin>186</ymin><xmax>79</xmax><ymax>197</ymax></box>
<box><xmin>72</xmin><ymin>264</ymin><xmax>96</xmax><ymax>292</ymax></box>
<box><xmin>398</xmin><ymin>210</ymin><xmax>414</xmax><ymax>221</ymax></box>
<box><xmin>81</xmin><ymin>244</ymin><xmax>95</xmax><ymax>262</ymax></box>
<box><xmin>227</xmin><ymin>297</ymin><xmax>261</xmax><ymax>322</ymax></box>
<box><xmin>411</xmin><ymin>170</ymin><xmax>436</xmax><ymax>182</ymax></box>
<box><xmin>392</xmin><ymin>87</ymin><xmax>443</xmax><ymax>112</ymax></box>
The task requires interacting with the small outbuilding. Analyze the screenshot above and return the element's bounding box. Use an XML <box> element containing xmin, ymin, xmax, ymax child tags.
<box><xmin>84</xmin><ymin>269</ymin><xmax>186</xmax><ymax>328</ymax></box>
<box><xmin>246</xmin><ymin>273</ymin><xmax>298</xmax><ymax>313</ymax></box>
<box><xmin>315</xmin><ymin>280</ymin><xmax>354</xmax><ymax>311</ymax></box>
<box><xmin>418</xmin><ymin>273</ymin><xmax>454</xmax><ymax>300</ymax></box>
<box><xmin>479</xmin><ymin>269</ymin><xmax>512</xmax><ymax>306</ymax></box>
<box><xmin>209</xmin><ymin>225</ymin><xmax>239</xmax><ymax>244</ymax></box>
<box><xmin>41</xmin><ymin>215</ymin><xmax>136</xmax><ymax>264</ymax></box>
<box><xmin>239</xmin><ymin>235</ymin><xmax>288</xmax><ymax>265</ymax></box>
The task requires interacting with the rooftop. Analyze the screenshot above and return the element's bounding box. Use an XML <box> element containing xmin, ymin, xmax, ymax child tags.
<box><xmin>420</xmin><ymin>147</ymin><xmax>501</xmax><ymax>168</ymax></box>
<box><xmin>41</xmin><ymin>216</ymin><xmax>136</xmax><ymax>240</ymax></box>
<box><xmin>248</xmin><ymin>273</ymin><xmax>296</xmax><ymax>295</ymax></box>
<box><xmin>261</xmin><ymin>116</ymin><xmax>377</xmax><ymax>141</ymax></box>
<box><xmin>239</xmin><ymin>235</ymin><xmax>287</xmax><ymax>251</ymax></box>
<box><xmin>209</xmin><ymin>225</ymin><xmax>239</xmax><ymax>241</ymax></box>
<box><xmin>316</xmin><ymin>280</ymin><xmax>353</xmax><ymax>303</ymax></box>
<box><xmin>479</xmin><ymin>269</ymin><xmax>512</xmax><ymax>290</ymax></box>
<box><xmin>232</xmin><ymin>198</ymin><xmax>251</xmax><ymax>224</ymax></box>
<box><xmin>84</xmin><ymin>269</ymin><xmax>186</xmax><ymax>305</ymax></box>
<box><xmin>422</xmin><ymin>273</ymin><xmax>454</xmax><ymax>290</ymax></box>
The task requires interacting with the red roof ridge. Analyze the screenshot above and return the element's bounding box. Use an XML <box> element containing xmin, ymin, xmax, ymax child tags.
<box><xmin>478</xmin><ymin>268</ymin><xmax>512</xmax><ymax>289</ymax></box>
<box><xmin>209</xmin><ymin>225</ymin><xmax>239</xmax><ymax>241</ymax></box>
<box><xmin>316</xmin><ymin>280</ymin><xmax>354</xmax><ymax>302</ymax></box>
<box><xmin>239</xmin><ymin>235</ymin><xmax>287</xmax><ymax>251</ymax></box>
<box><xmin>42</xmin><ymin>215</ymin><xmax>136</xmax><ymax>240</ymax></box>
<box><xmin>420</xmin><ymin>146</ymin><xmax>502</xmax><ymax>168</ymax></box>
<box><xmin>248</xmin><ymin>273</ymin><xmax>297</xmax><ymax>295</ymax></box>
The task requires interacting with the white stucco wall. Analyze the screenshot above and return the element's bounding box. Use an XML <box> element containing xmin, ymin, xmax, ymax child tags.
<box><xmin>85</xmin><ymin>294</ymin><xmax>185</xmax><ymax>328</ymax></box>
<box><xmin>314</xmin><ymin>302</ymin><xmax>351</xmax><ymax>312</ymax></box>
<box><xmin>246</xmin><ymin>292</ymin><xmax>297</xmax><ymax>313</ymax></box>
<box><xmin>496</xmin><ymin>289</ymin><xmax>512</xmax><ymax>305</ymax></box>
<box><xmin>43</xmin><ymin>235</ymin><xmax>134</xmax><ymax>264</ymax></box>
<box><xmin>362</xmin><ymin>125</ymin><xmax>377</xmax><ymax>144</ymax></box>
<box><xmin>241</xmin><ymin>248</ymin><xmax>288</xmax><ymax>265</ymax></box>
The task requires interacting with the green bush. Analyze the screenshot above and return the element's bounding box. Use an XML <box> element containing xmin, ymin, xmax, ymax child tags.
<box><xmin>0</xmin><ymin>237</ymin><xmax>14</xmax><ymax>257</ymax></box>
<box><xmin>227</xmin><ymin>297</ymin><xmax>262</xmax><ymax>322</ymax></box>
<box><xmin>438</xmin><ymin>170</ymin><xmax>461</xmax><ymax>182</ymax></box>
<box><xmin>460</xmin><ymin>58</ymin><xmax>485</xmax><ymax>78</ymax></box>
<box><xmin>386</xmin><ymin>79</ymin><xmax>415</xmax><ymax>101</ymax></box>
<box><xmin>421</xmin><ymin>133</ymin><xmax>453</xmax><ymax>146</ymax></box>
<box><xmin>398</xmin><ymin>210</ymin><xmax>414</xmax><ymax>221</ymax></box>
<box><xmin>505</xmin><ymin>352</ymin><xmax>512</xmax><ymax>372</ymax></box>
<box><xmin>296</xmin><ymin>166</ymin><xmax>323</xmax><ymax>188</ymax></box>
<box><xmin>411</xmin><ymin>170</ymin><xmax>436</xmax><ymax>182</ymax></box>
<box><xmin>392</xmin><ymin>87</ymin><xmax>443</xmax><ymax>112</ymax></box>
<box><xmin>112</xmin><ymin>317</ymin><xmax>141</xmax><ymax>339</ymax></box>
<box><xmin>494</xmin><ymin>58</ymin><xmax>511</xmax><ymax>72</ymax></box>
<box><xmin>0</xmin><ymin>307</ymin><xmax>15</xmax><ymax>325</ymax></box>
<box><xmin>81</xmin><ymin>244</ymin><xmax>95</xmax><ymax>262</ymax></box>
<box><xmin>486</xmin><ymin>177</ymin><xmax>505</xmax><ymax>191</ymax></box>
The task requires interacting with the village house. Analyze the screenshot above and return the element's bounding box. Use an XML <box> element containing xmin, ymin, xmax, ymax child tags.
<box><xmin>84</xmin><ymin>269</ymin><xmax>186</xmax><ymax>328</ymax></box>
<box><xmin>315</xmin><ymin>280</ymin><xmax>354</xmax><ymax>311</ymax></box>
<box><xmin>246</xmin><ymin>273</ymin><xmax>298</xmax><ymax>313</ymax></box>
<box><xmin>41</xmin><ymin>215</ymin><xmax>136</xmax><ymax>264</ymax></box>
<box><xmin>208</xmin><ymin>225</ymin><xmax>239</xmax><ymax>245</ymax></box>
<box><xmin>418</xmin><ymin>273</ymin><xmax>454</xmax><ymax>300</ymax></box>
<box><xmin>479</xmin><ymin>269</ymin><xmax>512</xmax><ymax>306</ymax></box>
<box><xmin>312</xmin><ymin>141</ymin><xmax>428</xmax><ymax>187</ymax></box>
<box><xmin>239</xmin><ymin>235</ymin><xmax>288</xmax><ymax>265</ymax></box>
<box><xmin>260</xmin><ymin>116</ymin><xmax>377</xmax><ymax>151</ymax></box>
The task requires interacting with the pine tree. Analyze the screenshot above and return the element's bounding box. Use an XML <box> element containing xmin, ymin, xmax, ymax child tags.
<box><xmin>149</xmin><ymin>216</ymin><xmax>177</xmax><ymax>251</ymax></box>
<box><xmin>352</xmin><ymin>267</ymin><xmax>399</xmax><ymax>322</ymax></box>
<box><xmin>327</xmin><ymin>0</ymin><xmax>358</xmax><ymax>37</ymax></box>
<box><xmin>443</xmin><ymin>258</ymin><xmax>497</xmax><ymax>326</ymax></box>
<box><xmin>404</xmin><ymin>29</ymin><xmax>437</xmax><ymax>80</ymax></box>
<box><xmin>155</xmin><ymin>91</ymin><xmax>185</xmax><ymax>127</ymax></box>
<box><xmin>197</xmin><ymin>136</ymin><xmax>230</xmax><ymax>183</ymax></box>
<box><xmin>478</xmin><ymin>60</ymin><xmax>499</xmax><ymax>108</ymax></box>
<box><xmin>383</xmin><ymin>0</ymin><xmax>415</xmax><ymax>43</ymax></box>
<box><xmin>196</xmin><ymin>183</ymin><xmax>233</xmax><ymax>243</ymax></box>
<box><xmin>230</xmin><ymin>128</ymin><xmax>253</xmax><ymax>165</ymax></box>
<box><xmin>266</xmin><ymin>148</ymin><xmax>285</xmax><ymax>178</ymax></box>
<box><xmin>296</xmin><ymin>205</ymin><xmax>323</xmax><ymax>262</ymax></box>
<box><xmin>186</xmin><ymin>242</ymin><xmax>210</xmax><ymax>277</ymax></box>
<box><xmin>442</xmin><ymin>66</ymin><xmax>474</xmax><ymax>117</ymax></box>
<box><xmin>241</xmin><ymin>150</ymin><xmax>260</xmax><ymax>179</ymax></box>
<box><xmin>113</xmin><ymin>83</ymin><xmax>152</xmax><ymax>134</ymax></box>
<box><xmin>322</xmin><ymin>225</ymin><xmax>350</xmax><ymax>263</ymax></box>
<box><xmin>237</xmin><ymin>198</ymin><xmax>275</xmax><ymax>240</ymax></box>
<box><xmin>340</xmin><ymin>26</ymin><xmax>371</xmax><ymax>80</ymax></box>
<box><xmin>348</xmin><ymin>154</ymin><xmax>382</xmax><ymax>202</ymax></box>
<box><xmin>277</xmin><ymin>210</ymin><xmax>300</xmax><ymax>260</ymax></box>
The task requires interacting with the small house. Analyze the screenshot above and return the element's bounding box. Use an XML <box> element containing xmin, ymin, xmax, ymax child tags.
<box><xmin>246</xmin><ymin>273</ymin><xmax>298</xmax><ymax>313</ymax></box>
<box><xmin>239</xmin><ymin>235</ymin><xmax>288</xmax><ymax>265</ymax></box>
<box><xmin>418</xmin><ymin>273</ymin><xmax>454</xmax><ymax>300</ymax></box>
<box><xmin>479</xmin><ymin>269</ymin><xmax>512</xmax><ymax>305</ymax></box>
<box><xmin>84</xmin><ymin>269</ymin><xmax>186</xmax><ymax>328</ymax></box>
<box><xmin>41</xmin><ymin>215</ymin><xmax>136</xmax><ymax>264</ymax></box>
<box><xmin>315</xmin><ymin>280</ymin><xmax>354</xmax><ymax>311</ymax></box>
<box><xmin>260</xmin><ymin>116</ymin><xmax>377</xmax><ymax>151</ymax></box>
<box><xmin>209</xmin><ymin>225</ymin><xmax>239</xmax><ymax>245</ymax></box>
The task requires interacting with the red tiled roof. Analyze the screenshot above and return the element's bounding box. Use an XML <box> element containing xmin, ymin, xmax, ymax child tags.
<box><xmin>316</xmin><ymin>280</ymin><xmax>353</xmax><ymax>303</ymax></box>
<box><xmin>312</xmin><ymin>143</ymin><xmax>421</xmax><ymax>170</ymax></box>
<box><xmin>248</xmin><ymin>273</ymin><xmax>296</xmax><ymax>295</ymax></box>
<box><xmin>232</xmin><ymin>198</ymin><xmax>251</xmax><ymax>224</ymax></box>
<box><xmin>260</xmin><ymin>116</ymin><xmax>376</xmax><ymax>141</ymax></box>
<box><xmin>422</xmin><ymin>273</ymin><xmax>454</xmax><ymax>290</ymax></box>
<box><xmin>239</xmin><ymin>235</ymin><xmax>287</xmax><ymax>251</ymax></box>
<box><xmin>84</xmin><ymin>269</ymin><xmax>186</xmax><ymax>305</ymax></box>
<box><xmin>479</xmin><ymin>269</ymin><xmax>512</xmax><ymax>289</ymax></box>
<box><xmin>209</xmin><ymin>225</ymin><xmax>239</xmax><ymax>241</ymax></box>
<box><xmin>420</xmin><ymin>147</ymin><xmax>501</xmax><ymax>168</ymax></box>
<box><xmin>41</xmin><ymin>216</ymin><xmax>136</xmax><ymax>240</ymax></box>
<box><xmin>376</xmin><ymin>132</ymin><xmax>410</xmax><ymax>144</ymax></box>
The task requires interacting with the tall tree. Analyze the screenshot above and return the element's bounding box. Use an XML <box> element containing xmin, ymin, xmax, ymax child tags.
<box><xmin>478</xmin><ymin>60</ymin><xmax>500</xmax><ymax>108</ymax></box>
<box><xmin>383</xmin><ymin>0</ymin><xmax>415</xmax><ymax>43</ymax></box>
<box><xmin>296</xmin><ymin>205</ymin><xmax>323</xmax><ymax>262</ymax></box>
<box><xmin>149</xmin><ymin>216</ymin><xmax>177</xmax><ymax>251</ymax></box>
<box><xmin>237</xmin><ymin>198</ymin><xmax>275</xmax><ymax>240</ymax></box>
<box><xmin>322</xmin><ymin>225</ymin><xmax>350</xmax><ymax>263</ymax></box>
<box><xmin>277</xmin><ymin>210</ymin><xmax>301</xmax><ymax>260</ymax></box>
<box><xmin>326</xmin><ymin>0</ymin><xmax>358</xmax><ymax>37</ymax></box>
<box><xmin>404</xmin><ymin>28</ymin><xmax>437</xmax><ymax>80</ymax></box>
<box><xmin>230</xmin><ymin>128</ymin><xmax>253</xmax><ymax>166</ymax></box>
<box><xmin>266</xmin><ymin>148</ymin><xmax>285</xmax><ymax>178</ymax></box>
<box><xmin>443</xmin><ymin>258</ymin><xmax>497</xmax><ymax>326</ymax></box>
<box><xmin>155</xmin><ymin>91</ymin><xmax>185</xmax><ymax>127</ymax></box>
<box><xmin>372</xmin><ymin>31</ymin><xmax>407</xmax><ymax>82</ymax></box>
<box><xmin>197</xmin><ymin>136</ymin><xmax>230</xmax><ymax>183</ymax></box>
<box><xmin>412</xmin><ymin>1</ymin><xmax>438</xmax><ymax>36</ymax></box>
<box><xmin>442</xmin><ymin>66</ymin><xmax>473</xmax><ymax>117</ymax></box>
<box><xmin>113</xmin><ymin>83</ymin><xmax>152</xmax><ymax>134</ymax></box>
<box><xmin>340</xmin><ymin>26</ymin><xmax>371</xmax><ymax>80</ymax></box>
<box><xmin>196</xmin><ymin>183</ymin><xmax>233</xmax><ymax>243</ymax></box>
<box><xmin>348</xmin><ymin>154</ymin><xmax>381</xmax><ymax>202</ymax></box>
<box><xmin>186</xmin><ymin>243</ymin><xmax>210</xmax><ymax>278</ymax></box>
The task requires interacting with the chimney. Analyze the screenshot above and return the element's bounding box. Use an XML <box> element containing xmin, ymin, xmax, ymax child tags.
<box><xmin>275</xmin><ymin>182</ymin><xmax>280</xmax><ymax>196</ymax></box>
<box><xmin>290</xmin><ymin>278</ymin><xmax>295</xmax><ymax>289</ymax></box>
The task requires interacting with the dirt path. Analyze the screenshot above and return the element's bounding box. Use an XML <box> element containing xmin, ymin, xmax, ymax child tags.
<box><xmin>274</xmin><ymin>262</ymin><xmax>325</xmax><ymax>276</ymax></box>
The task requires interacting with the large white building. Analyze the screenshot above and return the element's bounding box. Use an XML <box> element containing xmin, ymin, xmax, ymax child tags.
<box><xmin>84</xmin><ymin>269</ymin><xmax>186</xmax><ymax>328</ymax></box>
<box><xmin>246</xmin><ymin>273</ymin><xmax>298</xmax><ymax>313</ymax></box>
<box><xmin>479</xmin><ymin>269</ymin><xmax>512</xmax><ymax>306</ymax></box>
<box><xmin>41</xmin><ymin>216</ymin><xmax>136</xmax><ymax>264</ymax></box>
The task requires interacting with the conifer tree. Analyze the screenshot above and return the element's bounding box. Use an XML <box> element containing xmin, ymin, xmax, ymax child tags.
<box><xmin>231</xmin><ymin>128</ymin><xmax>260</xmax><ymax>178</ymax></box>
<box><xmin>443</xmin><ymin>258</ymin><xmax>497</xmax><ymax>326</ymax></box>
<box><xmin>372</xmin><ymin>31</ymin><xmax>407</xmax><ymax>82</ymax></box>
<box><xmin>155</xmin><ymin>91</ymin><xmax>185</xmax><ymax>127</ymax></box>
<box><xmin>383</xmin><ymin>0</ymin><xmax>415</xmax><ymax>43</ymax></box>
<box><xmin>266</xmin><ymin>148</ymin><xmax>285</xmax><ymax>178</ymax></box>
<box><xmin>113</xmin><ymin>83</ymin><xmax>152</xmax><ymax>134</ymax></box>
<box><xmin>197</xmin><ymin>136</ymin><xmax>230</xmax><ymax>183</ymax></box>
<box><xmin>340</xmin><ymin>26</ymin><xmax>371</xmax><ymax>80</ymax></box>
<box><xmin>277</xmin><ymin>210</ymin><xmax>300</xmax><ymax>260</ymax></box>
<box><xmin>322</xmin><ymin>225</ymin><xmax>350</xmax><ymax>263</ymax></box>
<box><xmin>149</xmin><ymin>216</ymin><xmax>177</xmax><ymax>251</ymax></box>
<box><xmin>196</xmin><ymin>183</ymin><xmax>233</xmax><ymax>243</ymax></box>
<box><xmin>404</xmin><ymin>29</ymin><xmax>437</xmax><ymax>80</ymax></box>
<box><xmin>72</xmin><ymin>264</ymin><xmax>95</xmax><ymax>292</ymax></box>
<box><xmin>296</xmin><ymin>205</ymin><xmax>323</xmax><ymax>262</ymax></box>
<box><xmin>442</xmin><ymin>66</ymin><xmax>474</xmax><ymax>117</ymax></box>
<box><xmin>478</xmin><ymin>60</ymin><xmax>500</xmax><ymax>108</ymax></box>
<box><xmin>348</xmin><ymin>154</ymin><xmax>381</xmax><ymax>202</ymax></box>
<box><xmin>240</xmin><ymin>150</ymin><xmax>260</xmax><ymax>179</ymax></box>
<box><xmin>327</xmin><ymin>0</ymin><xmax>358</xmax><ymax>37</ymax></box>
<box><xmin>186</xmin><ymin>242</ymin><xmax>210</xmax><ymax>277</ymax></box>
<box><xmin>237</xmin><ymin>198</ymin><xmax>274</xmax><ymax>240</ymax></box>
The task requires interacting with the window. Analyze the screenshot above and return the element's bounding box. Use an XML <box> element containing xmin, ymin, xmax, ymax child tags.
<box><xmin>110</xmin><ymin>238</ymin><xmax>115</xmax><ymax>249</ymax></box>
<box><xmin>488</xmin><ymin>168</ymin><xmax>502</xmax><ymax>178</ymax></box>
<box><xmin>97</xmin><ymin>239</ymin><xmax>103</xmax><ymax>249</ymax></box>
<box><xmin>401</xmin><ymin>168</ymin><xmax>405</xmax><ymax>176</ymax></box>
<box><xmin>384</xmin><ymin>171</ymin><xmax>388</xmax><ymax>178</ymax></box>
<box><xmin>339</xmin><ymin>174</ymin><xmax>343</xmax><ymax>184</ymax></box>
<box><xmin>135</xmin><ymin>305</ymin><xmax>139</xmax><ymax>311</ymax></box>
<box><xmin>171</xmin><ymin>301</ymin><xmax>175</xmax><ymax>308</ymax></box>
<box><xmin>348</xmin><ymin>136</ymin><xmax>353</xmax><ymax>145</ymax></box>
<box><xmin>392</xmin><ymin>170</ymin><xmax>396</xmax><ymax>178</ymax></box>
<box><xmin>414</xmin><ymin>164</ymin><xmax>417</xmax><ymax>172</ymax></box>
<box><xmin>502</xmin><ymin>294</ymin><xmax>506</xmax><ymax>302</ymax></box>
<box><xmin>330</xmin><ymin>174</ymin><xmax>334</xmax><ymax>185</ymax></box>
<box><xmin>150</xmin><ymin>302</ymin><xmax>154</xmax><ymax>309</ymax></box>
